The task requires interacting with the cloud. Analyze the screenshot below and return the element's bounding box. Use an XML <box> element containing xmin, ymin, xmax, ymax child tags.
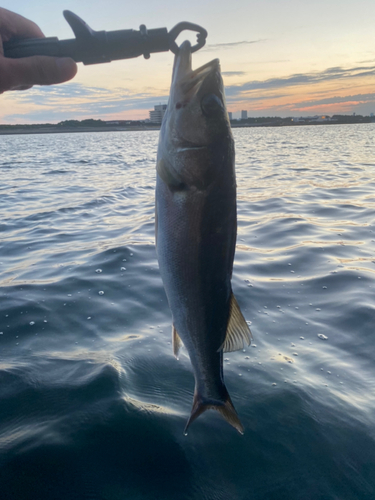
<box><xmin>222</xmin><ymin>71</ymin><xmax>247</xmax><ymax>77</ymax></box>
<box><xmin>3</xmin><ymin>61</ymin><xmax>375</xmax><ymax>123</ymax></box>
<box><xmin>3</xmin><ymin>82</ymin><xmax>169</xmax><ymax>121</ymax></box>
<box><xmin>225</xmin><ymin>64</ymin><xmax>375</xmax><ymax>98</ymax></box>
<box><xmin>1</xmin><ymin>83</ymin><xmax>168</xmax><ymax>123</ymax></box>
<box><xmin>7</xmin><ymin>83</ymin><xmax>113</xmax><ymax>106</ymax></box>
<box><xmin>293</xmin><ymin>93</ymin><xmax>375</xmax><ymax>108</ymax></box>
<box><xmin>205</xmin><ymin>40</ymin><xmax>264</xmax><ymax>50</ymax></box>
<box><xmin>226</xmin><ymin>93</ymin><xmax>289</xmax><ymax>104</ymax></box>
<box><xmin>227</xmin><ymin>90</ymin><xmax>375</xmax><ymax>117</ymax></box>
<box><xmin>357</xmin><ymin>58</ymin><xmax>375</xmax><ymax>64</ymax></box>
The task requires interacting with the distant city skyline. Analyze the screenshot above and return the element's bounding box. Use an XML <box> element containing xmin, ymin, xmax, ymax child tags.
<box><xmin>1</xmin><ymin>0</ymin><xmax>374</xmax><ymax>124</ymax></box>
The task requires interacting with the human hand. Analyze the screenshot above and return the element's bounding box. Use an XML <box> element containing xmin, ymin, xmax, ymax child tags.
<box><xmin>0</xmin><ymin>7</ymin><xmax>77</xmax><ymax>93</ymax></box>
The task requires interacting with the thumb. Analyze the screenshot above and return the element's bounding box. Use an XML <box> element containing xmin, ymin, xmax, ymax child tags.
<box><xmin>0</xmin><ymin>55</ymin><xmax>77</xmax><ymax>91</ymax></box>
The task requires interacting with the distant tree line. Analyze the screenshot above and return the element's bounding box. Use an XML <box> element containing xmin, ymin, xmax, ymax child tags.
<box><xmin>56</xmin><ymin>119</ymin><xmax>107</xmax><ymax>127</ymax></box>
<box><xmin>0</xmin><ymin>114</ymin><xmax>373</xmax><ymax>131</ymax></box>
<box><xmin>231</xmin><ymin>114</ymin><xmax>373</xmax><ymax>126</ymax></box>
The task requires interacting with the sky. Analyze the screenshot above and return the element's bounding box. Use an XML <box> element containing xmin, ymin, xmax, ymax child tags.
<box><xmin>1</xmin><ymin>0</ymin><xmax>375</xmax><ymax>123</ymax></box>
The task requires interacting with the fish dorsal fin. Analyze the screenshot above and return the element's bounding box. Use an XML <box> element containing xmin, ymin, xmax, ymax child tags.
<box><xmin>219</xmin><ymin>293</ymin><xmax>252</xmax><ymax>353</ymax></box>
<box><xmin>172</xmin><ymin>324</ymin><xmax>183</xmax><ymax>359</ymax></box>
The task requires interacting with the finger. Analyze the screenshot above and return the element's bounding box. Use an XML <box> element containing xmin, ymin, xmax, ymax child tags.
<box><xmin>0</xmin><ymin>8</ymin><xmax>44</xmax><ymax>42</ymax></box>
<box><xmin>0</xmin><ymin>55</ymin><xmax>77</xmax><ymax>91</ymax></box>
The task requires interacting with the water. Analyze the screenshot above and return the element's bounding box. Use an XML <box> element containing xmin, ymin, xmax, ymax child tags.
<box><xmin>0</xmin><ymin>125</ymin><xmax>374</xmax><ymax>500</ymax></box>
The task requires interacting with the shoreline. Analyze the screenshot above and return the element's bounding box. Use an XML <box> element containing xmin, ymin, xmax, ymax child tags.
<box><xmin>0</xmin><ymin>120</ymin><xmax>373</xmax><ymax>136</ymax></box>
<box><xmin>0</xmin><ymin>125</ymin><xmax>161</xmax><ymax>136</ymax></box>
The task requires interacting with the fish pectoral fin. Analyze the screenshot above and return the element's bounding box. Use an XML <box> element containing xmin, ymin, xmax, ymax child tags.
<box><xmin>172</xmin><ymin>324</ymin><xmax>183</xmax><ymax>359</ymax></box>
<box><xmin>157</xmin><ymin>158</ymin><xmax>184</xmax><ymax>189</ymax></box>
<box><xmin>219</xmin><ymin>293</ymin><xmax>253</xmax><ymax>353</ymax></box>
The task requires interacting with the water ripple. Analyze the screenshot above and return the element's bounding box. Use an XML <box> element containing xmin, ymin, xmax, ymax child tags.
<box><xmin>1</xmin><ymin>126</ymin><xmax>375</xmax><ymax>499</ymax></box>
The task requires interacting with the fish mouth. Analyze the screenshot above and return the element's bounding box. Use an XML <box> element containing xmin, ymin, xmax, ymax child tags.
<box><xmin>172</xmin><ymin>40</ymin><xmax>220</xmax><ymax>99</ymax></box>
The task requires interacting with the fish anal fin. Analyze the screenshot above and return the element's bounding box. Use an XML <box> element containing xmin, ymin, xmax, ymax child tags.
<box><xmin>219</xmin><ymin>293</ymin><xmax>253</xmax><ymax>353</ymax></box>
<box><xmin>184</xmin><ymin>387</ymin><xmax>244</xmax><ymax>435</ymax></box>
<box><xmin>172</xmin><ymin>324</ymin><xmax>183</xmax><ymax>359</ymax></box>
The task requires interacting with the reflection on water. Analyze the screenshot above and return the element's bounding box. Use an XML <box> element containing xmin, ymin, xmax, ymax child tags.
<box><xmin>0</xmin><ymin>125</ymin><xmax>375</xmax><ymax>500</ymax></box>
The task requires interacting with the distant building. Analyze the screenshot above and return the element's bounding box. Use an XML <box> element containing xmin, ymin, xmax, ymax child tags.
<box><xmin>315</xmin><ymin>115</ymin><xmax>331</xmax><ymax>122</ymax></box>
<box><xmin>149</xmin><ymin>104</ymin><xmax>167</xmax><ymax>124</ymax></box>
<box><xmin>292</xmin><ymin>115</ymin><xmax>331</xmax><ymax>123</ymax></box>
<box><xmin>241</xmin><ymin>110</ymin><xmax>248</xmax><ymax>120</ymax></box>
<box><xmin>228</xmin><ymin>112</ymin><xmax>233</xmax><ymax>120</ymax></box>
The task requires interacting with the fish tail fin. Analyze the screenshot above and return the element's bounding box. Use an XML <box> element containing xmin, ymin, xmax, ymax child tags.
<box><xmin>216</xmin><ymin>394</ymin><xmax>244</xmax><ymax>435</ymax></box>
<box><xmin>184</xmin><ymin>387</ymin><xmax>244</xmax><ymax>435</ymax></box>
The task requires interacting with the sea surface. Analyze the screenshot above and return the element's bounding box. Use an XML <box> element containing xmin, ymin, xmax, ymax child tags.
<box><xmin>0</xmin><ymin>125</ymin><xmax>374</xmax><ymax>500</ymax></box>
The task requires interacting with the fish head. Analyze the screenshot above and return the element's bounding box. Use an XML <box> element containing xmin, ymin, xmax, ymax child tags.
<box><xmin>163</xmin><ymin>40</ymin><xmax>231</xmax><ymax>147</ymax></box>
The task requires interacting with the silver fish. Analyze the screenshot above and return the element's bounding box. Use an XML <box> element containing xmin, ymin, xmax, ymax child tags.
<box><xmin>155</xmin><ymin>41</ymin><xmax>252</xmax><ymax>434</ymax></box>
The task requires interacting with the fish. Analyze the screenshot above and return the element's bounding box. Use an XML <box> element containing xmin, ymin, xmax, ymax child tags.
<box><xmin>155</xmin><ymin>40</ymin><xmax>252</xmax><ymax>434</ymax></box>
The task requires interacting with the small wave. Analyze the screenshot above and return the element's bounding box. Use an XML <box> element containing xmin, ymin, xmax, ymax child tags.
<box><xmin>42</xmin><ymin>170</ymin><xmax>75</xmax><ymax>175</ymax></box>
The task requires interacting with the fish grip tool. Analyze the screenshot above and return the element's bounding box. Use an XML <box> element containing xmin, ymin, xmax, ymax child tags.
<box><xmin>3</xmin><ymin>10</ymin><xmax>208</xmax><ymax>65</ymax></box>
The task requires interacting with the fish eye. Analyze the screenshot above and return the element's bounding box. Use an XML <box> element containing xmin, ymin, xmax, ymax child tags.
<box><xmin>201</xmin><ymin>94</ymin><xmax>223</xmax><ymax>116</ymax></box>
